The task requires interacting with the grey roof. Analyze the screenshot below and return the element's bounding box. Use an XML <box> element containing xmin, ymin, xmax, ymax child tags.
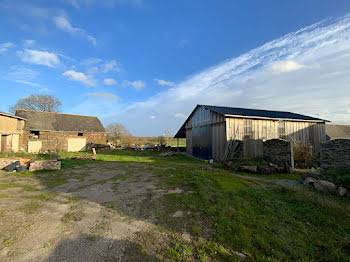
<box><xmin>201</xmin><ymin>105</ymin><xmax>327</xmax><ymax>122</ymax></box>
<box><xmin>16</xmin><ymin>109</ymin><xmax>106</xmax><ymax>133</ymax></box>
<box><xmin>326</xmin><ymin>124</ymin><xmax>350</xmax><ymax>140</ymax></box>
<box><xmin>174</xmin><ymin>104</ymin><xmax>328</xmax><ymax>138</ymax></box>
<box><xmin>0</xmin><ymin>111</ymin><xmax>27</xmax><ymax>121</ymax></box>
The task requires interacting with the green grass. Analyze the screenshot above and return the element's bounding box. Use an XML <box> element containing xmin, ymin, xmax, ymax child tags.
<box><xmin>29</xmin><ymin>192</ymin><xmax>59</xmax><ymax>200</ymax></box>
<box><xmin>141</xmin><ymin>156</ymin><xmax>350</xmax><ymax>261</ymax></box>
<box><xmin>0</xmin><ymin>194</ymin><xmax>9</xmax><ymax>198</ymax></box>
<box><xmin>65</xmin><ymin>196</ymin><xmax>80</xmax><ymax>203</ymax></box>
<box><xmin>237</xmin><ymin>171</ymin><xmax>302</xmax><ymax>181</ymax></box>
<box><xmin>61</xmin><ymin>212</ymin><xmax>82</xmax><ymax>223</ymax></box>
<box><xmin>0</xmin><ymin>183</ymin><xmax>18</xmax><ymax>190</ymax></box>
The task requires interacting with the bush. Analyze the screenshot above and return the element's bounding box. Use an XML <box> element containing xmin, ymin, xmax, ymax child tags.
<box><xmin>293</xmin><ymin>141</ymin><xmax>317</xmax><ymax>168</ymax></box>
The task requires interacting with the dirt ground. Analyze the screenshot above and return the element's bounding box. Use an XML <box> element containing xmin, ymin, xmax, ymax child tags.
<box><xmin>0</xmin><ymin>161</ymin><xmax>181</xmax><ymax>262</ymax></box>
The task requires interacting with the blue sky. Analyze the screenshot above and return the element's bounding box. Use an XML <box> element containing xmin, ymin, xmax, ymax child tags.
<box><xmin>1</xmin><ymin>0</ymin><xmax>350</xmax><ymax>136</ymax></box>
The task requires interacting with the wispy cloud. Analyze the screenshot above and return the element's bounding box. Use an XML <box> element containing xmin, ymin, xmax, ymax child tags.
<box><xmin>102</xmin><ymin>60</ymin><xmax>120</xmax><ymax>73</ymax></box>
<box><xmin>104</xmin><ymin>78</ymin><xmax>118</xmax><ymax>85</ymax></box>
<box><xmin>122</xmin><ymin>80</ymin><xmax>145</xmax><ymax>90</ymax></box>
<box><xmin>100</xmin><ymin>14</ymin><xmax>350</xmax><ymax>136</ymax></box>
<box><xmin>154</xmin><ymin>78</ymin><xmax>175</xmax><ymax>87</ymax></box>
<box><xmin>3</xmin><ymin>65</ymin><xmax>40</xmax><ymax>87</ymax></box>
<box><xmin>88</xmin><ymin>92</ymin><xmax>120</xmax><ymax>100</ymax></box>
<box><xmin>0</xmin><ymin>42</ymin><xmax>14</xmax><ymax>53</ymax></box>
<box><xmin>23</xmin><ymin>40</ymin><xmax>35</xmax><ymax>46</ymax></box>
<box><xmin>62</xmin><ymin>70</ymin><xmax>96</xmax><ymax>86</ymax></box>
<box><xmin>62</xmin><ymin>0</ymin><xmax>142</xmax><ymax>8</ymax></box>
<box><xmin>53</xmin><ymin>15</ymin><xmax>97</xmax><ymax>46</ymax></box>
<box><xmin>176</xmin><ymin>39</ymin><xmax>189</xmax><ymax>49</ymax></box>
<box><xmin>18</xmin><ymin>49</ymin><xmax>60</xmax><ymax>67</ymax></box>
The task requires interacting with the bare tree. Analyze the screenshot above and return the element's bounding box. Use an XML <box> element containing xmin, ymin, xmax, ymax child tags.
<box><xmin>106</xmin><ymin>122</ymin><xmax>133</xmax><ymax>146</ymax></box>
<box><xmin>9</xmin><ymin>94</ymin><xmax>62</xmax><ymax>113</ymax></box>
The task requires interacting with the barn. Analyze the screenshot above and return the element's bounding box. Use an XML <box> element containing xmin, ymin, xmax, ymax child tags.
<box><xmin>326</xmin><ymin>124</ymin><xmax>350</xmax><ymax>140</ymax></box>
<box><xmin>15</xmin><ymin>109</ymin><xmax>107</xmax><ymax>153</ymax></box>
<box><xmin>0</xmin><ymin>111</ymin><xmax>26</xmax><ymax>152</ymax></box>
<box><xmin>174</xmin><ymin>105</ymin><xmax>328</xmax><ymax>161</ymax></box>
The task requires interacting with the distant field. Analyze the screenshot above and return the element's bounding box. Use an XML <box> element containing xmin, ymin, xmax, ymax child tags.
<box><xmin>132</xmin><ymin>137</ymin><xmax>186</xmax><ymax>147</ymax></box>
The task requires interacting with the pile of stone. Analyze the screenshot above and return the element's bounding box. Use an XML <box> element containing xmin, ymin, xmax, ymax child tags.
<box><xmin>160</xmin><ymin>151</ymin><xmax>177</xmax><ymax>157</ymax></box>
<box><xmin>224</xmin><ymin>161</ymin><xmax>288</xmax><ymax>174</ymax></box>
<box><xmin>303</xmin><ymin>169</ymin><xmax>349</xmax><ymax>197</ymax></box>
<box><xmin>0</xmin><ymin>158</ymin><xmax>61</xmax><ymax>173</ymax></box>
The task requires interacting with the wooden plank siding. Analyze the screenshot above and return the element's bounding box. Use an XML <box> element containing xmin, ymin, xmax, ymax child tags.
<box><xmin>183</xmin><ymin>107</ymin><xmax>325</xmax><ymax>160</ymax></box>
<box><xmin>186</xmin><ymin>129</ymin><xmax>192</xmax><ymax>155</ymax></box>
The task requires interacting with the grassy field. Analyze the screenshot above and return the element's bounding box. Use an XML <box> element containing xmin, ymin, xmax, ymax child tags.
<box><xmin>0</xmin><ymin>150</ymin><xmax>349</xmax><ymax>261</ymax></box>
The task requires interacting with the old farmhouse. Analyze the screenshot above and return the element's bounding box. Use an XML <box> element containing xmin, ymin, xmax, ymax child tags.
<box><xmin>15</xmin><ymin>109</ymin><xmax>107</xmax><ymax>153</ymax></box>
<box><xmin>175</xmin><ymin>105</ymin><xmax>328</xmax><ymax>161</ymax></box>
<box><xmin>0</xmin><ymin>111</ymin><xmax>26</xmax><ymax>152</ymax></box>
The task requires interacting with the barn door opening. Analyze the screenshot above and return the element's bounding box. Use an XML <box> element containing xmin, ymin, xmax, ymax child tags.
<box><xmin>1</xmin><ymin>135</ymin><xmax>8</xmax><ymax>152</ymax></box>
<box><xmin>192</xmin><ymin>125</ymin><xmax>212</xmax><ymax>160</ymax></box>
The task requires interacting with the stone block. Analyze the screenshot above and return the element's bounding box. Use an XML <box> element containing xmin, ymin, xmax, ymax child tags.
<box><xmin>29</xmin><ymin>160</ymin><xmax>61</xmax><ymax>171</ymax></box>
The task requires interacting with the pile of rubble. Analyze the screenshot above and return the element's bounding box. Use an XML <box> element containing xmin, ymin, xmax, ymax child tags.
<box><xmin>0</xmin><ymin>158</ymin><xmax>61</xmax><ymax>173</ymax></box>
<box><xmin>224</xmin><ymin>161</ymin><xmax>290</xmax><ymax>174</ymax></box>
<box><xmin>160</xmin><ymin>151</ymin><xmax>177</xmax><ymax>157</ymax></box>
<box><xmin>303</xmin><ymin>169</ymin><xmax>349</xmax><ymax>197</ymax></box>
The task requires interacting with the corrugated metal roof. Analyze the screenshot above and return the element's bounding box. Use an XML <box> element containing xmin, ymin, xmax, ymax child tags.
<box><xmin>200</xmin><ymin>105</ymin><xmax>327</xmax><ymax>122</ymax></box>
<box><xmin>16</xmin><ymin>109</ymin><xmax>106</xmax><ymax>133</ymax></box>
<box><xmin>174</xmin><ymin>104</ymin><xmax>328</xmax><ymax>138</ymax></box>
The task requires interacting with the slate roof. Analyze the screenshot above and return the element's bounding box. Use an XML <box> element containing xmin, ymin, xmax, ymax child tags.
<box><xmin>326</xmin><ymin>124</ymin><xmax>350</xmax><ymax>140</ymax></box>
<box><xmin>0</xmin><ymin>111</ymin><xmax>27</xmax><ymax>121</ymax></box>
<box><xmin>16</xmin><ymin>109</ymin><xmax>106</xmax><ymax>133</ymax></box>
<box><xmin>174</xmin><ymin>104</ymin><xmax>328</xmax><ymax>138</ymax></box>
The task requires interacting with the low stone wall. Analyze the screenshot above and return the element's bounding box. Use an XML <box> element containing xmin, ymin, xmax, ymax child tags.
<box><xmin>29</xmin><ymin>160</ymin><xmax>61</xmax><ymax>171</ymax></box>
<box><xmin>263</xmin><ymin>139</ymin><xmax>294</xmax><ymax>172</ymax></box>
<box><xmin>321</xmin><ymin>139</ymin><xmax>350</xmax><ymax>170</ymax></box>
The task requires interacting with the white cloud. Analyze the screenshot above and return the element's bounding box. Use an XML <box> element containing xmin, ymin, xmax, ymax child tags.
<box><xmin>53</xmin><ymin>15</ymin><xmax>97</xmax><ymax>46</ymax></box>
<box><xmin>97</xmin><ymin>14</ymin><xmax>350</xmax><ymax>136</ymax></box>
<box><xmin>154</xmin><ymin>78</ymin><xmax>175</xmax><ymax>87</ymax></box>
<box><xmin>176</xmin><ymin>39</ymin><xmax>188</xmax><ymax>48</ymax></box>
<box><xmin>18</xmin><ymin>49</ymin><xmax>60</xmax><ymax>67</ymax></box>
<box><xmin>174</xmin><ymin>113</ymin><xmax>186</xmax><ymax>119</ymax></box>
<box><xmin>104</xmin><ymin>78</ymin><xmax>118</xmax><ymax>86</ymax></box>
<box><xmin>0</xmin><ymin>42</ymin><xmax>14</xmax><ymax>53</ymax></box>
<box><xmin>271</xmin><ymin>60</ymin><xmax>305</xmax><ymax>74</ymax></box>
<box><xmin>149</xmin><ymin>115</ymin><xmax>156</xmax><ymax>119</ymax></box>
<box><xmin>62</xmin><ymin>70</ymin><xmax>96</xmax><ymax>86</ymax></box>
<box><xmin>88</xmin><ymin>92</ymin><xmax>120</xmax><ymax>100</ymax></box>
<box><xmin>122</xmin><ymin>80</ymin><xmax>145</xmax><ymax>90</ymax></box>
<box><xmin>103</xmin><ymin>60</ymin><xmax>120</xmax><ymax>73</ymax></box>
<box><xmin>23</xmin><ymin>40</ymin><xmax>35</xmax><ymax>46</ymax></box>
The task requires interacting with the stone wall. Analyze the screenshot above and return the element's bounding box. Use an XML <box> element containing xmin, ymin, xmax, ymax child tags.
<box><xmin>320</xmin><ymin>139</ymin><xmax>350</xmax><ymax>170</ymax></box>
<box><xmin>22</xmin><ymin>131</ymin><xmax>107</xmax><ymax>152</ymax></box>
<box><xmin>263</xmin><ymin>139</ymin><xmax>294</xmax><ymax>172</ymax></box>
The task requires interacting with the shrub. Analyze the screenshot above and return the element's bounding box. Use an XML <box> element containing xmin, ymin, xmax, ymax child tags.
<box><xmin>293</xmin><ymin>140</ymin><xmax>317</xmax><ymax>168</ymax></box>
<box><xmin>320</xmin><ymin>168</ymin><xmax>350</xmax><ymax>189</ymax></box>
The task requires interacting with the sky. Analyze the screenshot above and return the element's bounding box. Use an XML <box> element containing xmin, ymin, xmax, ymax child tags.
<box><xmin>0</xmin><ymin>0</ymin><xmax>350</xmax><ymax>136</ymax></box>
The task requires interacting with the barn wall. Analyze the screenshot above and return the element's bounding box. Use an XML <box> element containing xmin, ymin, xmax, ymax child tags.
<box><xmin>22</xmin><ymin>131</ymin><xmax>107</xmax><ymax>152</ymax></box>
<box><xmin>226</xmin><ymin>116</ymin><xmax>326</xmax><ymax>155</ymax></box>
<box><xmin>186</xmin><ymin>129</ymin><xmax>192</xmax><ymax>155</ymax></box>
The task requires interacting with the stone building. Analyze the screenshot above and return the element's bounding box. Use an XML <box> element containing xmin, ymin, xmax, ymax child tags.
<box><xmin>16</xmin><ymin>109</ymin><xmax>107</xmax><ymax>153</ymax></box>
<box><xmin>0</xmin><ymin>111</ymin><xmax>26</xmax><ymax>152</ymax></box>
